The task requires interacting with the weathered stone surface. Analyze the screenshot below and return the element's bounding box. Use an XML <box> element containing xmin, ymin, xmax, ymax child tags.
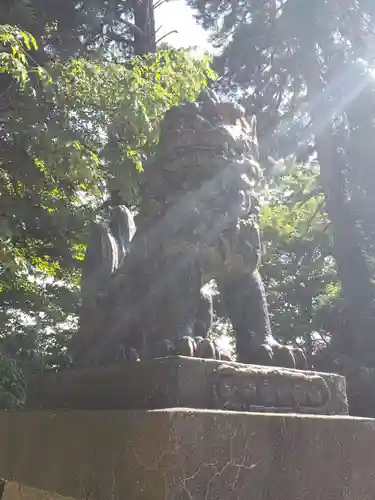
<box><xmin>26</xmin><ymin>357</ymin><xmax>348</xmax><ymax>415</ymax></box>
<box><xmin>2</xmin><ymin>482</ymin><xmax>73</xmax><ymax>500</ymax></box>
<box><xmin>0</xmin><ymin>409</ymin><xmax>375</xmax><ymax>500</ymax></box>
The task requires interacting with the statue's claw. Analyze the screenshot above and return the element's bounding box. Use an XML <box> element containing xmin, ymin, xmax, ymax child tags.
<box><xmin>150</xmin><ymin>339</ymin><xmax>175</xmax><ymax>358</ymax></box>
<box><xmin>175</xmin><ymin>336</ymin><xmax>196</xmax><ymax>357</ymax></box>
<box><xmin>195</xmin><ymin>338</ymin><xmax>217</xmax><ymax>359</ymax></box>
<box><xmin>291</xmin><ymin>347</ymin><xmax>309</xmax><ymax>370</ymax></box>
<box><xmin>239</xmin><ymin>338</ymin><xmax>308</xmax><ymax>370</ymax></box>
<box><xmin>124</xmin><ymin>347</ymin><xmax>141</xmax><ymax>363</ymax></box>
<box><xmin>149</xmin><ymin>336</ymin><xmax>234</xmax><ymax>363</ymax></box>
<box><xmin>253</xmin><ymin>344</ymin><xmax>274</xmax><ymax>366</ymax></box>
<box><xmin>272</xmin><ymin>344</ymin><xmax>296</xmax><ymax>369</ymax></box>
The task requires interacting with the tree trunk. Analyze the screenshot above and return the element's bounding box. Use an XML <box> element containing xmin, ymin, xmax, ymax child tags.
<box><xmin>301</xmin><ymin>42</ymin><xmax>375</xmax><ymax>362</ymax></box>
<box><xmin>132</xmin><ymin>0</ymin><xmax>156</xmax><ymax>55</ymax></box>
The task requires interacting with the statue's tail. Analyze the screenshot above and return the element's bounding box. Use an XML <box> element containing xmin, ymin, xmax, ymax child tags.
<box><xmin>74</xmin><ymin>206</ymin><xmax>136</xmax><ymax>366</ymax></box>
<box><xmin>109</xmin><ymin>205</ymin><xmax>136</xmax><ymax>268</ymax></box>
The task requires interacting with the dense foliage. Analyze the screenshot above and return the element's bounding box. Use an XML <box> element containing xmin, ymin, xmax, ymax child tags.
<box><xmin>260</xmin><ymin>164</ymin><xmax>341</xmax><ymax>360</ymax></box>
<box><xmin>0</xmin><ymin>8</ymin><xmax>214</xmax><ymax>401</ymax></box>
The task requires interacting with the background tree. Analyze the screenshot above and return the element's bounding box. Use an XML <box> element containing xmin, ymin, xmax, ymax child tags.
<box><xmin>261</xmin><ymin>163</ymin><xmax>341</xmax><ymax>363</ymax></box>
<box><xmin>188</xmin><ymin>0</ymin><xmax>375</xmax><ymax>368</ymax></box>
<box><xmin>2</xmin><ymin>0</ymin><xmax>171</xmax><ymax>62</ymax></box>
<box><xmin>0</xmin><ymin>12</ymin><xmax>214</xmax><ymax>403</ymax></box>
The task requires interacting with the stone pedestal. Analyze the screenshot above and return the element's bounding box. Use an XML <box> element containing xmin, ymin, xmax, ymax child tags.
<box><xmin>26</xmin><ymin>357</ymin><xmax>348</xmax><ymax>415</ymax></box>
<box><xmin>0</xmin><ymin>409</ymin><xmax>375</xmax><ymax>500</ymax></box>
<box><xmin>2</xmin><ymin>359</ymin><xmax>374</xmax><ymax>499</ymax></box>
<box><xmin>2</xmin><ymin>483</ymin><xmax>73</xmax><ymax>500</ymax></box>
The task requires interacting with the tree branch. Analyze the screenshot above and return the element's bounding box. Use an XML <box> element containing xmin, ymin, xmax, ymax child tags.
<box><xmin>154</xmin><ymin>0</ymin><xmax>171</xmax><ymax>9</ymax></box>
<box><xmin>156</xmin><ymin>30</ymin><xmax>178</xmax><ymax>45</ymax></box>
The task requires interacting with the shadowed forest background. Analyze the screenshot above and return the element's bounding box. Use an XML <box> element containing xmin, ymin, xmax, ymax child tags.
<box><xmin>2</xmin><ymin>0</ymin><xmax>375</xmax><ymax>415</ymax></box>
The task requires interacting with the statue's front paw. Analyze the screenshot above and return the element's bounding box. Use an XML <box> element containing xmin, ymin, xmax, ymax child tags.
<box><xmin>271</xmin><ymin>344</ymin><xmax>297</xmax><ymax>369</ymax></box>
<box><xmin>123</xmin><ymin>347</ymin><xmax>141</xmax><ymax>363</ymax></box>
<box><xmin>276</xmin><ymin>344</ymin><xmax>307</xmax><ymax>369</ymax></box>
<box><xmin>175</xmin><ymin>336</ymin><xmax>196</xmax><ymax>357</ymax></box>
<box><xmin>240</xmin><ymin>338</ymin><xmax>308</xmax><ymax>370</ymax></box>
<box><xmin>292</xmin><ymin>347</ymin><xmax>308</xmax><ymax>370</ymax></box>
<box><xmin>270</xmin><ymin>344</ymin><xmax>308</xmax><ymax>370</ymax></box>
<box><xmin>174</xmin><ymin>336</ymin><xmax>218</xmax><ymax>358</ymax></box>
<box><xmin>150</xmin><ymin>336</ymin><xmax>236</xmax><ymax>363</ymax></box>
<box><xmin>195</xmin><ymin>338</ymin><xmax>217</xmax><ymax>359</ymax></box>
<box><xmin>150</xmin><ymin>339</ymin><xmax>175</xmax><ymax>358</ymax></box>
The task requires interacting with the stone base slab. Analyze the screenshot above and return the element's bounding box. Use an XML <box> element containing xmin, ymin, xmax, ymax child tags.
<box><xmin>2</xmin><ymin>482</ymin><xmax>73</xmax><ymax>500</ymax></box>
<box><xmin>26</xmin><ymin>356</ymin><xmax>348</xmax><ymax>415</ymax></box>
<box><xmin>0</xmin><ymin>409</ymin><xmax>375</xmax><ymax>500</ymax></box>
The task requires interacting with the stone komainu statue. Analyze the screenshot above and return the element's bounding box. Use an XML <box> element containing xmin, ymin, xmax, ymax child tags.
<box><xmin>74</xmin><ymin>90</ymin><xmax>307</xmax><ymax>370</ymax></box>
